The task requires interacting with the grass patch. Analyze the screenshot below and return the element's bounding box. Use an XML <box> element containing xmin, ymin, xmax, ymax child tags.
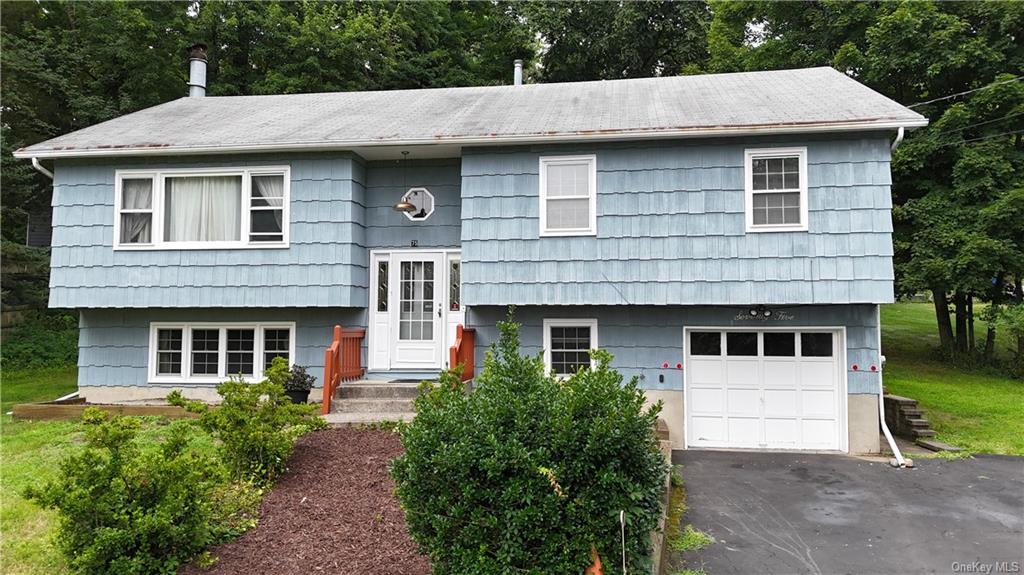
<box><xmin>0</xmin><ymin>415</ymin><xmax>260</xmax><ymax>575</ymax></box>
<box><xmin>882</xmin><ymin>303</ymin><xmax>1024</xmax><ymax>456</ymax></box>
<box><xmin>671</xmin><ymin>525</ymin><xmax>714</xmax><ymax>553</ymax></box>
<box><xmin>1</xmin><ymin>366</ymin><xmax>78</xmax><ymax>414</ymax></box>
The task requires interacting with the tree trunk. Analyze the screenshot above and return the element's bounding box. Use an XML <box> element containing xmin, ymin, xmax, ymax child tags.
<box><xmin>933</xmin><ymin>290</ymin><xmax>955</xmax><ymax>355</ymax></box>
<box><xmin>954</xmin><ymin>290</ymin><xmax>968</xmax><ymax>356</ymax></box>
<box><xmin>967</xmin><ymin>295</ymin><xmax>975</xmax><ymax>353</ymax></box>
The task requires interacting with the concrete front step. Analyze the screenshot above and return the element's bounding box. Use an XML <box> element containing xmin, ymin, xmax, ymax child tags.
<box><xmin>331</xmin><ymin>398</ymin><xmax>414</xmax><ymax>413</ymax></box>
<box><xmin>337</xmin><ymin>382</ymin><xmax>422</xmax><ymax>400</ymax></box>
<box><xmin>324</xmin><ymin>411</ymin><xmax>415</xmax><ymax>425</ymax></box>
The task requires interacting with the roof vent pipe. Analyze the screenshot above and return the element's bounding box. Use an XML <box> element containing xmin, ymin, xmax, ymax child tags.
<box><xmin>513</xmin><ymin>59</ymin><xmax>523</xmax><ymax>86</ymax></box>
<box><xmin>187</xmin><ymin>43</ymin><xmax>208</xmax><ymax>97</ymax></box>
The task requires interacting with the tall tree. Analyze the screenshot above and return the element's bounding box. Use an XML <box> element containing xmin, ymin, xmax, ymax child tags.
<box><xmin>518</xmin><ymin>1</ymin><xmax>711</xmax><ymax>82</ymax></box>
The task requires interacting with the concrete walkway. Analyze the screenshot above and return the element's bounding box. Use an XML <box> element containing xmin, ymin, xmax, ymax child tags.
<box><xmin>671</xmin><ymin>450</ymin><xmax>1024</xmax><ymax>575</ymax></box>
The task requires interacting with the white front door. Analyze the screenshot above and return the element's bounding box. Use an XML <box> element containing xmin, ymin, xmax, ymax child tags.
<box><xmin>391</xmin><ymin>254</ymin><xmax>444</xmax><ymax>369</ymax></box>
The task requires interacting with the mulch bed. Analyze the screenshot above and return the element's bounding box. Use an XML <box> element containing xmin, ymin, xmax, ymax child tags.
<box><xmin>182</xmin><ymin>428</ymin><xmax>431</xmax><ymax>575</ymax></box>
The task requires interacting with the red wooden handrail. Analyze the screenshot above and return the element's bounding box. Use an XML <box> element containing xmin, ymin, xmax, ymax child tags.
<box><xmin>448</xmin><ymin>324</ymin><xmax>475</xmax><ymax>382</ymax></box>
<box><xmin>321</xmin><ymin>325</ymin><xmax>366</xmax><ymax>415</ymax></box>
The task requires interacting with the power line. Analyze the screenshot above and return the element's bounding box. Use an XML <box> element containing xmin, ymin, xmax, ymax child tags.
<box><xmin>934</xmin><ymin>128</ymin><xmax>1024</xmax><ymax>149</ymax></box>
<box><xmin>924</xmin><ymin>110</ymin><xmax>1024</xmax><ymax>139</ymax></box>
<box><xmin>906</xmin><ymin>76</ymin><xmax>1023</xmax><ymax>109</ymax></box>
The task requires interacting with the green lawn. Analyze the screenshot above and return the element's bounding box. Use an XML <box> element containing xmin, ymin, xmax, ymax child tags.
<box><xmin>881</xmin><ymin>302</ymin><xmax>1024</xmax><ymax>455</ymax></box>
<box><xmin>1</xmin><ymin>367</ymin><xmax>78</xmax><ymax>414</ymax></box>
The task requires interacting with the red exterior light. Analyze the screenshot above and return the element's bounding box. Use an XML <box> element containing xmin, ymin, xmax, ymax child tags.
<box><xmin>676</xmin><ymin>363</ymin><xmax>683</xmax><ymax>369</ymax></box>
<box><xmin>852</xmin><ymin>364</ymin><xmax>859</xmax><ymax>371</ymax></box>
<box><xmin>870</xmin><ymin>365</ymin><xmax>877</xmax><ymax>372</ymax></box>
<box><xmin>662</xmin><ymin>362</ymin><xmax>669</xmax><ymax>368</ymax></box>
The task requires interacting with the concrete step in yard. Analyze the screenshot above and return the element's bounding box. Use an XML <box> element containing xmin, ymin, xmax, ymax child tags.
<box><xmin>331</xmin><ymin>398</ymin><xmax>415</xmax><ymax>413</ymax></box>
<box><xmin>337</xmin><ymin>382</ymin><xmax>422</xmax><ymax>400</ymax></box>
<box><xmin>916</xmin><ymin>438</ymin><xmax>964</xmax><ymax>453</ymax></box>
<box><xmin>911</xmin><ymin>428</ymin><xmax>937</xmax><ymax>439</ymax></box>
<box><xmin>323</xmin><ymin>411</ymin><xmax>415</xmax><ymax>425</ymax></box>
<box><xmin>906</xmin><ymin>418</ymin><xmax>932</xmax><ymax>429</ymax></box>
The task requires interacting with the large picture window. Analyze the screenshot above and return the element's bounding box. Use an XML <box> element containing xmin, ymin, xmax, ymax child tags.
<box><xmin>539</xmin><ymin>155</ymin><xmax>597</xmax><ymax>236</ymax></box>
<box><xmin>115</xmin><ymin>167</ymin><xmax>289</xmax><ymax>249</ymax></box>
<box><xmin>148</xmin><ymin>322</ymin><xmax>295</xmax><ymax>383</ymax></box>
<box><xmin>744</xmin><ymin>147</ymin><xmax>808</xmax><ymax>232</ymax></box>
<box><xmin>542</xmin><ymin>318</ymin><xmax>598</xmax><ymax>377</ymax></box>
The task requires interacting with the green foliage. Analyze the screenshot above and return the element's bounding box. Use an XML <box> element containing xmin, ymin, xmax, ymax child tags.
<box><xmin>670</xmin><ymin>525</ymin><xmax>714</xmax><ymax>553</ymax></box>
<box><xmin>518</xmin><ymin>1</ymin><xmax>710</xmax><ymax>82</ymax></box>
<box><xmin>168</xmin><ymin>359</ymin><xmax>326</xmax><ymax>486</ymax></box>
<box><xmin>0</xmin><ymin>310</ymin><xmax>78</xmax><ymax>370</ymax></box>
<box><xmin>23</xmin><ymin>409</ymin><xmax>224</xmax><ymax>575</ymax></box>
<box><xmin>282</xmin><ymin>363</ymin><xmax>317</xmax><ymax>392</ymax></box>
<box><xmin>392</xmin><ymin>314</ymin><xmax>668</xmax><ymax>575</ymax></box>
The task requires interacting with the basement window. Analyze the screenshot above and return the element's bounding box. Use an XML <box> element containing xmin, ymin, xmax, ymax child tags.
<box><xmin>148</xmin><ymin>322</ymin><xmax>294</xmax><ymax>383</ymax></box>
<box><xmin>543</xmin><ymin>318</ymin><xmax>598</xmax><ymax>377</ymax></box>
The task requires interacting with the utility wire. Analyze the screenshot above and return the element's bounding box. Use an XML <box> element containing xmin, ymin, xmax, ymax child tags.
<box><xmin>906</xmin><ymin>76</ymin><xmax>1023</xmax><ymax>109</ymax></box>
<box><xmin>923</xmin><ymin>110</ymin><xmax>1024</xmax><ymax>139</ymax></box>
<box><xmin>934</xmin><ymin>128</ymin><xmax>1024</xmax><ymax>149</ymax></box>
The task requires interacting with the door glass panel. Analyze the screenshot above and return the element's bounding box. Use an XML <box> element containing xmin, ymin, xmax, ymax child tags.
<box><xmin>449</xmin><ymin>261</ymin><xmax>461</xmax><ymax>311</ymax></box>
<box><xmin>399</xmin><ymin>261</ymin><xmax>434</xmax><ymax>341</ymax></box>
<box><xmin>801</xmin><ymin>333</ymin><xmax>833</xmax><ymax>357</ymax></box>
<box><xmin>763</xmin><ymin>332</ymin><xmax>796</xmax><ymax>356</ymax></box>
<box><xmin>689</xmin><ymin>332</ymin><xmax>721</xmax><ymax>356</ymax></box>
<box><xmin>726</xmin><ymin>332</ymin><xmax>758</xmax><ymax>356</ymax></box>
<box><xmin>377</xmin><ymin>261</ymin><xmax>388</xmax><ymax>312</ymax></box>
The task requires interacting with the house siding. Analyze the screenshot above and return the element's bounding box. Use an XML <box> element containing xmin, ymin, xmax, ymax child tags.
<box><xmin>460</xmin><ymin>134</ymin><xmax>895</xmax><ymax>306</ymax></box>
<box><xmin>466</xmin><ymin>303</ymin><xmax>881</xmax><ymax>395</ymax></box>
<box><xmin>364</xmin><ymin>158</ymin><xmax>462</xmax><ymax>250</ymax></box>
<box><xmin>49</xmin><ymin>153</ymin><xmax>369</xmax><ymax>309</ymax></box>
<box><xmin>77</xmin><ymin>308</ymin><xmax>365</xmax><ymax>389</ymax></box>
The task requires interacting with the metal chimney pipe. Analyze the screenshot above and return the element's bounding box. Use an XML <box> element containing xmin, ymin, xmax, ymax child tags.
<box><xmin>513</xmin><ymin>59</ymin><xmax>523</xmax><ymax>86</ymax></box>
<box><xmin>187</xmin><ymin>43</ymin><xmax>208</xmax><ymax>97</ymax></box>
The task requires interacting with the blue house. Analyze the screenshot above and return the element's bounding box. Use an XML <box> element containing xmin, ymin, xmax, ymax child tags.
<box><xmin>15</xmin><ymin>49</ymin><xmax>926</xmax><ymax>454</ymax></box>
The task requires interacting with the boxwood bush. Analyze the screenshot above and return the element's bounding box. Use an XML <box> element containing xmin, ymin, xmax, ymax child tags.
<box><xmin>391</xmin><ymin>315</ymin><xmax>668</xmax><ymax>574</ymax></box>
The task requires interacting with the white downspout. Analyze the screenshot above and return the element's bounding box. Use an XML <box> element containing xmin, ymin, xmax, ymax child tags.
<box><xmin>877</xmin><ymin>304</ymin><xmax>906</xmax><ymax>467</ymax></box>
<box><xmin>31</xmin><ymin>157</ymin><xmax>54</xmax><ymax>179</ymax></box>
<box><xmin>890</xmin><ymin>126</ymin><xmax>905</xmax><ymax>152</ymax></box>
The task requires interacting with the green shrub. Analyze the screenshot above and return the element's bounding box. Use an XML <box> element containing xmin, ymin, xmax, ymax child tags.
<box><xmin>391</xmin><ymin>315</ymin><xmax>668</xmax><ymax>575</ymax></box>
<box><xmin>168</xmin><ymin>357</ymin><xmax>326</xmax><ymax>486</ymax></box>
<box><xmin>0</xmin><ymin>310</ymin><xmax>78</xmax><ymax>370</ymax></box>
<box><xmin>24</xmin><ymin>409</ymin><xmax>224</xmax><ymax>575</ymax></box>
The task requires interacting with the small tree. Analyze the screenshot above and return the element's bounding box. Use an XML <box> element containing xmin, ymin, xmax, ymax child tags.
<box><xmin>168</xmin><ymin>357</ymin><xmax>325</xmax><ymax>486</ymax></box>
<box><xmin>391</xmin><ymin>314</ymin><xmax>668</xmax><ymax>574</ymax></box>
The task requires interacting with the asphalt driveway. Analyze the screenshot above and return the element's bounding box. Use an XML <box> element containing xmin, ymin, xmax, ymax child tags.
<box><xmin>672</xmin><ymin>450</ymin><xmax>1024</xmax><ymax>575</ymax></box>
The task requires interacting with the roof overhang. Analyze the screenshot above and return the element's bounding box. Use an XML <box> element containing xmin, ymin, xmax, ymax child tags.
<box><xmin>13</xmin><ymin>118</ymin><xmax>928</xmax><ymax>160</ymax></box>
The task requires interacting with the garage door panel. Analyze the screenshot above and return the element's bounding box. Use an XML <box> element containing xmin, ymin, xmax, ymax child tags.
<box><xmin>726</xmin><ymin>360</ymin><xmax>759</xmax><ymax>385</ymax></box>
<box><xmin>690</xmin><ymin>416</ymin><xmax>725</xmax><ymax>443</ymax></box>
<box><xmin>727</xmin><ymin>418</ymin><xmax>760</xmax><ymax>447</ymax></box>
<box><xmin>801</xmin><ymin>419</ymin><xmax>838</xmax><ymax>448</ymax></box>
<box><xmin>764</xmin><ymin>389</ymin><xmax>797</xmax><ymax>417</ymax></box>
<box><xmin>690</xmin><ymin>388</ymin><xmax>723</xmax><ymax>414</ymax></box>
<box><xmin>726</xmin><ymin>388</ymin><xmax>760</xmax><ymax>415</ymax></box>
<box><xmin>799</xmin><ymin>361</ymin><xmax>835</xmax><ymax>387</ymax></box>
<box><xmin>689</xmin><ymin>358</ymin><xmax>724</xmax><ymax>385</ymax></box>
<box><xmin>801</xmin><ymin>389</ymin><xmax>836</xmax><ymax>418</ymax></box>
<box><xmin>762</xmin><ymin>361</ymin><xmax>797</xmax><ymax>388</ymax></box>
<box><xmin>764</xmin><ymin>418</ymin><xmax>799</xmax><ymax>447</ymax></box>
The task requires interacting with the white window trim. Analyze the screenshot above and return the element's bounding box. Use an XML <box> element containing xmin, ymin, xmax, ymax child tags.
<box><xmin>114</xmin><ymin>166</ymin><xmax>290</xmax><ymax>250</ymax></box>
<box><xmin>148</xmin><ymin>322</ymin><xmax>296</xmax><ymax>384</ymax></box>
<box><xmin>538</xmin><ymin>155</ymin><xmax>598</xmax><ymax>237</ymax></box>
<box><xmin>744</xmin><ymin>147</ymin><xmax>808</xmax><ymax>233</ymax></box>
<box><xmin>542</xmin><ymin>318</ymin><xmax>599</xmax><ymax>377</ymax></box>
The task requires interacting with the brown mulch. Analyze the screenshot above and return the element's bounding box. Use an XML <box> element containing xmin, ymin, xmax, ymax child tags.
<box><xmin>183</xmin><ymin>428</ymin><xmax>432</xmax><ymax>575</ymax></box>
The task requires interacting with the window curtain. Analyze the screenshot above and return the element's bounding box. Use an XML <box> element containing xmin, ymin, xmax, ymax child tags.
<box><xmin>164</xmin><ymin>176</ymin><xmax>241</xmax><ymax>241</ymax></box>
<box><xmin>252</xmin><ymin>175</ymin><xmax>284</xmax><ymax>230</ymax></box>
<box><xmin>120</xmin><ymin>179</ymin><xmax>152</xmax><ymax>243</ymax></box>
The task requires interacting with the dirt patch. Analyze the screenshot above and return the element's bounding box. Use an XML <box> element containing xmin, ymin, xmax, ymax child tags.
<box><xmin>183</xmin><ymin>427</ymin><xmax>431</xmax><ymax>575</ymax></box>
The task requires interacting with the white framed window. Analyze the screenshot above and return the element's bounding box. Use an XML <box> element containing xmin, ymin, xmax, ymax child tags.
<box><xmin>542</xmin><ymin>318</ymin><xmax>598</xmax><ymax>377</ymax></box>
<box><xmin>114</xmin><ymin>166</ymin><xmax>290</xmax><ymax>249</ymax></box>
<box><xmin>148</xmin><ymin>322</ymin><xmax>295</xmax><ymax>384</ymax></box>
<box><xmin>539</xmin><ymin>155</ymin><xmax>597</xmax><ymax>236</ymax></box>
<box><xmin>744</xmin><ymin>147</ymin><xmax>808</xmax><ymax>232</ymax></box>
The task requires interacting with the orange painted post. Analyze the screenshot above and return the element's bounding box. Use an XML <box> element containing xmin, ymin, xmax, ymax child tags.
<box><xmin>585</xmin><ymin>545</ymin><xmax>603</xmax><ymax>575</ymax></box>
<box><xmin>448</xmin><ymin>325</ymin><xmax>476</xmax><ymax>382</ymax></box>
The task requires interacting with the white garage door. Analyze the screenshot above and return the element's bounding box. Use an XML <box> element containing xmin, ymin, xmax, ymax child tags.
<box><xmin>685</xmin><ymin>329</ymin><xmax>846</xmax><ymax>451</ymax></box>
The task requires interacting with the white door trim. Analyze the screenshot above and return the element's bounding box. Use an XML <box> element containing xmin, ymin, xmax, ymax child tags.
<box><xmin>682</xmin><ymin>326</ymin><xmax>848</xmax><ymax>453</ymax></box>
<box><xmin>367</xmin><ymin>248</ymin><xmax>462</xmax><ymax>371</ymax></box>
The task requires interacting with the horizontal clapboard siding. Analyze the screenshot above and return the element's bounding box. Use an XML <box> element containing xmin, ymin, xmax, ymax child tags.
<box><xmin>466</xmin><ymin>304</ymin><xmax>881</xmax><ymax>394</ymax></box>
<box><xmin>460</xmin><ymin>135</ymin><xmax>896</xmax><ymax>306</ymax></box>
<box><xmin>49</xmin><ymin>154</ymin><xmax>369</xmax><ymax>308</ymax></box>
<box><xmin>78</xmin><ymin>308</ymin><xmax>365</xmax><ymax>388</ymax></box>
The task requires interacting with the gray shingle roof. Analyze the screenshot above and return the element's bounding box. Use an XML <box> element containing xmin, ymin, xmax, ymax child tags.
<box><xmin>15</xmin><ymin>67</ymin><xmax>926</xmax><ymax>158</ymax></box>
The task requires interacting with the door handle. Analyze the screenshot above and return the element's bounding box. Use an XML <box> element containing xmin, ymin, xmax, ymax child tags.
<box><xmin>437</xmin><ymin>302</ymin><xmax>442</xmax><ymax>318</ymax></box>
